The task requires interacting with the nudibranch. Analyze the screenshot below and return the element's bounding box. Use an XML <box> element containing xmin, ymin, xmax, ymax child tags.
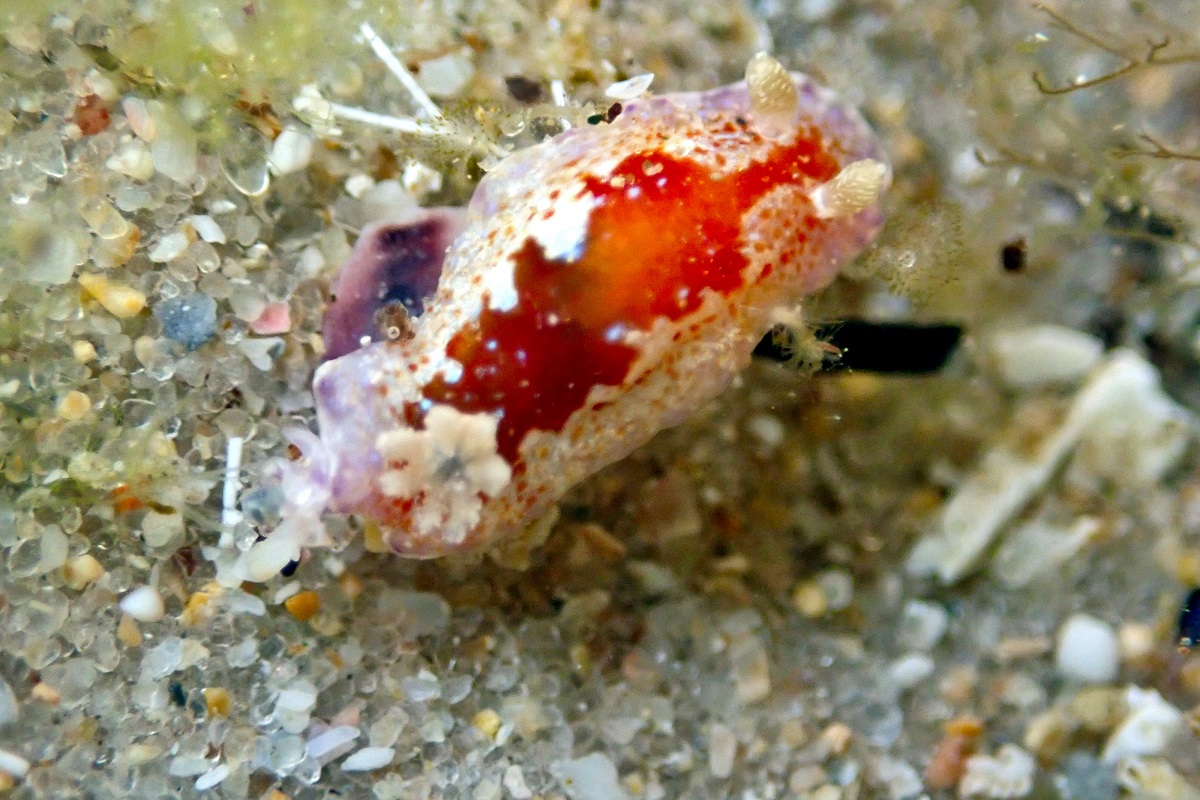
<box><xmin>249</xmin><ymin>54</ymin><xmax>889</xmax><ymax>574</ymax></box>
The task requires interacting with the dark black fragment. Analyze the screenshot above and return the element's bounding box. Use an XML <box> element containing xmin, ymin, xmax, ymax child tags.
<box><xmin>1178</xmin><ymin>587</ymin><xmax>1200</xmax><ymax>650</ymax></box>
<box><xmin>1000</xmin><ymin>237</ymin><xmax>1026</xmax><ymax>273</ymax></box>
<box><xmin>1086</xmin><ymin>305</ymin><xmax>1125</xmax><ymax>350</ymax></box>
<box><xmin>505</xmin><ymin>76</ymin><xmax>545</xmax><ymax>104</ymax></box>
<box><xmin>168</xmin><ymin>680</ymin><xmax>187</xmax><ymax>707</ymax></box>
<box><xmin>753</xmin><ymin>321</ymin><xmax>963</xmax><ymax>375</ymax></box>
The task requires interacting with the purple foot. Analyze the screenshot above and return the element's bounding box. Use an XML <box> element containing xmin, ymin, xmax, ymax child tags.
<box><xmin>322</xmin><ymin>208</ymin><xmax>468</xmax><ymax>361</ymax></box>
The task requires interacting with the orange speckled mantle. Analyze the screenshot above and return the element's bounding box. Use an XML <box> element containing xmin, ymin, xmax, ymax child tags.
<box><xmin>302</xmin><ymin>72</ymin><xmax>887</xmax><ymax>558</ymax></box>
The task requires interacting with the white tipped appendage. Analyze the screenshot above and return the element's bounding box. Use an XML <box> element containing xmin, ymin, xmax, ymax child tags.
<box><xmin>811</xmin><ymin>159</ymin><xmax>890</xmax><ymax>219</ymax></box>
<box><xmin>745</xmin><ymin>52</ymin><xmax>799</xmax><ymax>139</ymax></box>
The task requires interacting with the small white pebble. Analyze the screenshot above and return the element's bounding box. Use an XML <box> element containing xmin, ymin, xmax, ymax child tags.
<box><xmin>402</xmin><ymin>160</ymin><xmax>443</xmax><ymax>196</ymax></box>
<box><xmin>276</xmin><ymin>685</ymin><xmax>317</xmax><ymax>712</ymax></box>
<box><xmin>37</xmin><ymin>526</ymin><xmax>69</xmax><ymax>573</ymax></box>
<box><xmin>241</xmin><ymin>532</ymin><xmax>301</xmax><ymax>582</ymax></box>
<box><xmin>503</xmin><ymin>765</ymin><xmax>533</xmax><ymax>800</ymax></box>
<box><xmin>553</xmin><ymin>753</ymin><xmax>629</xmax><ymax>800</ymax></box>
<box><xmin>224</xmin><ymin>590</ymin><xmax>266</xmax><ymax>617</ymax></box>
<box><xmin>189</xmin><ymin>215</ymin><xmax>226</xmax><ymax>244</ymax></box>
<box><xmin>989</xmin><ymin>325</ymin><xmax>1103</xmax><ymax>389</ymax></box>
<box><xmin>119</xmin><ymin>586</ymin><xmax>165</xmax><ymax>622</ymax></box>
<box><xmin>148</xmin><ymin>231</ymin><xmax>190</xmax><ymax>263</ymax></box>
<box><xmin>239</xmin><ymin>336</ymin><xmax>284</xmax><ymax>371</ymax></box>
<box><xmin>360</xmin><ymin>179</ymin><xmax>418</xmax><ymax>224</ymax></box>
<box><xmin>746</xmin><ymin>413</ymin><xmax>785</xmax><ymax>450</ymax></box>
<box><xmin>1115</xmin><ymin>756</ymin><xmax>1196</xmax><ymax>799</ymax></box>
<box><xmin>84</xmin><ymin>69</ymin><xmax>119</xmax><ymax>102</ymax></box>
<box><xmin>345</xmin><ymin>174</ymin><xmax>375</xmax><ymax>198</ymax></box>
<box><xmin>708</xmin><ymin>723</ymin><xmax>737</xmax><ymax>779</ymax></box>
<box><xmin>0</xmin><ymin>749</ymin><xmax>30</xmax><ymax>778</ymax></box>
<box><xmin>123</xmin><ymin>97</ymin><xmax>156</xmax><ymax>140</ymax></box>
<box><xmin>0</xmin><ymin>678</ymin><xmax>18</xmax><ymax>727</ymax></box>
<box><xmin>194</xmin><ymin>764</ymin><xmax>229</xmax><ymax>791</ymax></box>
<box><xmin>817</xmin><ymin>569</ymin><xmax>854</xmax><ymax>611</ymax></box>
<box><xmin>152</xmin><ymin>128</ymin><xmax>198</xmax><ymax>183</ymax></box>
<box><xmin>269</xmin><ymin>128</ymin><xmax>314</xmax><ymax>175</ymax></box>
<box><xmin>106</xmin><ymin>141</ymin><xmax>154</xmax><ymax>180</ymax></box>
<box><xmin>888</xmin><ymin>653</ymin><xmax>936</xmax><ymax>690</ymax></box>
<box><xmin>297</xmin><ymin>245</ymin><xmax>326</xmax><ymax>279</ymax></box>
<box><xmin>306</xmin><ymin>725</ymin><xmax>360</xmax><ymax>761</ymax></box>
<box><xmin>416</xmin><ymin>52</ymin><xmax>475</xmax><ymax>98</ymax></box>
<box><xmin>605</xmin><ymin>73</ymin><xmax>655</xmax><ymax>100</ymax></box>
<box><xmin>341</xmin><ymin>746</ymin><xmax>395</xmax><ymax>772</ymax></box>
<box><xmin>273</xmin><ymin>581</ymin><xmax>302</xmax><ymax>604</ymax></box>
<box><xmin>1055</xmin><ymin>613</ymin><xmax>1119</xmax><ymax>684</ymax></box>
<box><xmin>899</xmin><ymin>599</ymin><xmax>950</xmax><ymax>651</ymax></box>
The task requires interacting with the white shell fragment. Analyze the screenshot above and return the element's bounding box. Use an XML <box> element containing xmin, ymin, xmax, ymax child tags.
<box><xmin>416</xmin><ymin>52</ymin><xmax>475</xmax><ymax>98</ymax></box>
<box><xmin>148</xmin><ymin>231</ymin><xmax>189</xmax><ymax>263</ymax></box>
<box><xmin>276</xmin><ymin>684</ymin><xmax>318</xmax><ymax>712</ymax></box>
<box><xmin>194</xmin><ymin>764</ymin><xmax>229</xmax><ymax>791</ymax></box>
<box><xmin>240</xmin><ymin>526</ymin><xmax>303</xmax><ymax>582</ymax></box>
<box><xmin>106</xmin><ymin>142</ymin><xmax>155</xmax><ymax>180</ymax></box>
<box><xmin>959</xmin><ymin>744</ymin><xmax>1035</xmax><ymax>798</ymax></box>
<box><xmin>1101</xmin><ymin>686</ymin><xmax>1184</xmax><ymax>764</ymax></box>
<box><xmin>987</xmin><ymin>325</ymin><xmax>1103</xmax><ymax>389</ymax></box>
<box><xmin>553</xmin><ymin>753</ymin><xmax>629</xmax><ymax>800</ymax></box>
<box><xmin>503</xmin><ymin>765</ymin><xmax>534</xmax><ymax>800</ymax></box>
<box><xmin>1116</xmin><ymin>757</ymin><xmax>1200</xmax><ymax>800</ymax></box>
<box><xmin>888</xmin><ymin>653</ymin><xmax>936</xmax><ymax>689</ymax></box>
<box><xmin>269</xmin><ymin>128</ymin><xmax>315</xmax><ymax>176</ymax></box>
<box><xmin>340</xmin><ymin>746</ymin><xmax>395</xmax><ymax>772</ymax></box>
<box><xmin>0</xmin><ymin>749</ymin><xmax>30</xmax><ymax>778</ymax></box>
<box><xmin>189</xmin><ymin>214</ymin><xmax>227</xmax><ymax>244</ymax></box>
<box><xmin>119</xmin><ymin>585</ymin><xmax>165</xmax><ymax>622</ymax></box>
<box><xmin>990</xmin><ymin>516</ymin><xmax>1102</xmax><ymax>588</ymax></box>
<box><xmin>604</xmin><ymin>73</ymin><xmax>655</xmax><ymax>100</ymax></box>
<box><xmin>907</xmin><ymin>350</ymin><xmax>1193</xmax><ymax>584</ymax></box>
<box><xmin>1055</xmin><ymin>613</ymin><xmax>1118</xmax><ymax>684</ymax></box>
<box><xmin>306</xmin><ymin>725</ymin><xmax>360</xmax><ymax>762</ymax></box>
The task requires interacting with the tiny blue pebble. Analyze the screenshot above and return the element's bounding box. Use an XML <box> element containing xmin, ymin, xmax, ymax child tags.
<box><xmin>155</xmin><ymin>293</ymin><xmax>218</xmax><ymax>350</ymax></box>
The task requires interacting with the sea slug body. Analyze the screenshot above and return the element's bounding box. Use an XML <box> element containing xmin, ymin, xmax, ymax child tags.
<box><xmin>249</xmin><ymin>54</ymin><xmax>889</xmax><ymax>574</ymax></box>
